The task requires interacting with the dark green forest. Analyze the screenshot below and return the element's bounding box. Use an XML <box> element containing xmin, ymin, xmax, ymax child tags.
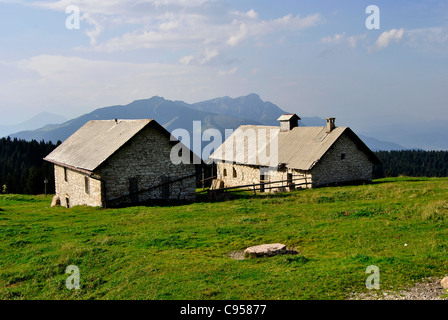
<box><xmin>374</xmin><ymin>150</ymin><xmax>448</xmax><ymax>178</ymax></box>
<box><xmin>0</xmin><ymin>137</ymin><xmax>447</xmax><ymax>195</ymax></box>
<box><xmin>0</xmin><ymin>137</ymin><xmax>60</xmax><ymax>195</ymax></box>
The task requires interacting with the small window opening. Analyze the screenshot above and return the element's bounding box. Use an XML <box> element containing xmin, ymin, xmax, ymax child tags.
<box><xmin>84</xmin><ymin>176</ymin><xmax>90</xmax><ymax>194</ymax></box>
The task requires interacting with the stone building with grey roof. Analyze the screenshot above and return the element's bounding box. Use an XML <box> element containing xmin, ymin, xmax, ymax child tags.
<box><xmin>44</xmin><ymin>119</ymin><xmax>199</xmax><ymax>208</ymax></box>
<box><xmin>209</xmin><ymin>114</ymin><xmax>380</xmax><ymax>192</ymax></box>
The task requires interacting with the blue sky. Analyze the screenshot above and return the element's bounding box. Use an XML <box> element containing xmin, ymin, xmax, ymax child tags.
<box><xmin>0</xmin><ymin>0</ymin><xmax>447</xmax><ymax>134</ymax></box>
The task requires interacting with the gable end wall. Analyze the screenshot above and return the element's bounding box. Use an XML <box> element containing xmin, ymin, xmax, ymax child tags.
<box><xmin>311</xmin><ymin>133</ymin><xmax>374</xmax><ymax>187</ymax></box>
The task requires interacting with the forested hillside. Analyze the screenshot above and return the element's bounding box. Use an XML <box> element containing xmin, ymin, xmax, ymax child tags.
<box><xmin>374</xmin><ymin>150</ymin><xmax>448</xmax><ymax>178</ymax></box>
<box><xmin>0</xmin><ymin>137</ymin><xmax>60</xmax><ymax>195</ymax></box>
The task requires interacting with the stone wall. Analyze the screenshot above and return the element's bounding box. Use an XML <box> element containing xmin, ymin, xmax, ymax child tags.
<box><xmin>217</xmin><ymin>162</ymin><xmax>259</xmax><ymax>187</ymax></box>
<box><xmin>97</xmin><ymin>125</ymin><xmax>197</xmax><ymax>206</ymax></box>
<box><xmin>311</xmin><ymin>132</ymin><xmax>373</xmax><ymax>187</ymax></box>
<box><xmin>264</xmin><ymin>168</ymin><xmax>312</xmax><ymax>191</ymax></box>
<box><xmin>54</xmin><ymin>165</ymin><xmax>103</xmax><ymax>208</ymax></box>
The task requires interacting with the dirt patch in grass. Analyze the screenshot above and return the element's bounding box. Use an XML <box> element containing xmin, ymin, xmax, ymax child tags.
<box><xmin>349</xmin><ymin>277</ymin><xmax>448</xmax><ymax>300</ymax></box>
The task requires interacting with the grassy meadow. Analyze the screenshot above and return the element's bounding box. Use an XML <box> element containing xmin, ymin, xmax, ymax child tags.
<box><xmin>0</xmin><ymin>177</ymin><xmax>447</xmax><ymax>300</ymax></box>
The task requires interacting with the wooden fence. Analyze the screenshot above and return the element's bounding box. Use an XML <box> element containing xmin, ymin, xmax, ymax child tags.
<box><xmin>199</xmin><ymin>175</ymin><xmax>311</xmax><ymax>197</ymax></box>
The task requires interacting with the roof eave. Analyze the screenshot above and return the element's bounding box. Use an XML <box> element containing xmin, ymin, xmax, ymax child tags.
<box><xmin>43</xmin><ymin>157</ymin><xmax>94</xmax><ymax>176</ymax></box>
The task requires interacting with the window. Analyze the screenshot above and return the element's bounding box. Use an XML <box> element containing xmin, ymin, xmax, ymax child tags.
<box><xmin>64</xmin><ymin>167</ymin><xmax>68</xmax><ymax>182</ymax></box>
<box><xmin>341</xmin><ymin>153</ymin><xmax>346</xmax><ymax>160</ymax></box>
<box><xmin>223</xmin><ymin>168</ymin><xmax>227</xmax><ymax>177</ymax></box>
<box><xmin>129</xmin><ymin>178</ymin><xmax>138</xmax><ymax>203</ymax></box>
<box><xmin>84</xmin><ymin>176</ymin><xmax>90</xmax><ymax>194</ymax></box>
<box><xmin>65</xmin><ymin>197</ymin><xmax>70</xmax><ymax>208</ymax></box>
<box><xmin>233</xmin><ymin>168</ymin><xmax>237</xmax><ymax>178</ymax></box>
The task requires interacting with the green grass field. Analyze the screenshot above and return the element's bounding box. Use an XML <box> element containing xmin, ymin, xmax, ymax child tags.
<box><xmin>1</xmin><ymin>177</ymin><xmax>447</xmax><ymax>300</ymax></box>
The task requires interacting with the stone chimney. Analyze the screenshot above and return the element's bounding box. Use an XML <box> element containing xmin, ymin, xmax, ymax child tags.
<box><xmin>277</xmin><ymin>114</ymin><xmax>301</xmax><ymax>132</ymax></box>
<box><xmin>326</xmin><ymin>118</ymin><xmax>336</xmax><ymax>133</ymax></box>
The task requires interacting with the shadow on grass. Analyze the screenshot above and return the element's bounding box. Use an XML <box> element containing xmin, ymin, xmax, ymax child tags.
<box><xmin>197</xmin><ymin>188</ymin><xmax>303</xmax><ymax>204</ymax></box>
<box><xmin>371</xmin><ymin>177</ymin><xmax>434</xmax><ymax>185</ymax></box>
<box><xmin>104</xmin><ymin>178</ymin><xmax>437</xmax><ymax>209</ymax></box>
<box><xmin>106</xmin><ymin>179</ymin><xmax>379</xmax><ymax>209</ymax></box>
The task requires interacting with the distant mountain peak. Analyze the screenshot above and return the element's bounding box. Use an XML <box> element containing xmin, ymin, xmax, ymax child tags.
<box><xmin>245</xmin><ymin>93</ymin><xmax>261</xmax><ymax>99</ymax></box>
<box><xmin>146</xmin><ymin>96</ymin><xmax>165</xmax><ymax>102</ymax></box>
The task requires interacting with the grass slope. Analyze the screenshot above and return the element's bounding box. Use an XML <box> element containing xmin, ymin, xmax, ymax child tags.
<box><xmin>1</xmin><ymin>177</ymin><xmax>447</xmax><ymax>300</ymax></box>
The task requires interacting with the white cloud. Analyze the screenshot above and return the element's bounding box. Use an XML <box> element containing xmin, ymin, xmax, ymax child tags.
<box><xmin>226</xmin><ymin>24</ymin><xmax>248</xmax><ymax>46</ymax></box>
<box><xmin>269</xmin><ymin>13</ymin><xmax>323</xmax><ymax>30</ymax></box>
<box><xmin>374</xmin><ymin>28</ymin><xmax>404</xmax><ymax>51</ymax></box>
<box><xmin>246</xmin><ymin>9</ymin><xmax>258</xmax><ymax>19</ymax></box>
<box><xmin>200</xmin><ymin>48</ymin><xmax>220</xmax><ymax>64</ymax></box>
<box><xmin>178</xmin><ymin>48</ymin><xmax>219</xmax><ymax>65</ymax></box>
<box><xmin>82</xmin><ymin>12</ymin><xmax>105</xmax><ymax>46</ymax></box>
<box><xmin>28</xmin><ymin>1</ymin><xmax>323</xmax><ymax>55</ymax></box>
<box><xmin>179</xmin><ymin>55</ymin><xmax>194</xmax><ymax>65</ymax></box>
<box><xmin>232</xmin><ymin>9</ymin><xmax>258</xmax><ymax>19</ymax></box>
<box><xmin>1</xmin><ymin>55</ymin><xmax>252</xmax><ymax>118</ymax></box>
<box><xmin>405</xmin><ymin>27</ymin><xmax>448</xmax><ymax>47</ymax></box>
<box><xmin>30</xmin><ymin>0</ymin><xmax>217</xmax><ymax>46</ymax></box>
<box><xmin>218</xmin><ymin>67</ymin><xmax>238</xmax><ymax>76</ymax></box>
<box><xmin>321</xmin><ymin>32</ymin><xmax>366</xmax><ymax>48</ymax></box>
<box><xmin>323</xmin><ymin>27</ymin><xmax>448</xmax><ymax>54</ymax></box>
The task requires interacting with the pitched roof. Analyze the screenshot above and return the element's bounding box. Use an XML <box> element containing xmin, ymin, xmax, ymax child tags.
<box><xmin>209</xmin><ymin>125</ymin><xmax>379</xmax><ymax>170</ymax></box>
<box><xmin>277</xmin><ymin>114</ymin><xmax>301</xmax><ymax>121</ymax></box>
<box><xmin>44</xmin><ymin>119</ymin><xmax>201</xmax><ymax>173</ymax></box>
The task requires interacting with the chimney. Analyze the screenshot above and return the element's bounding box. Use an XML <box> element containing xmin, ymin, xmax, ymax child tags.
<box><xmin>326</xmin><ymin>118</ymin><xmax>336</xmax><ymax>133</ymax></box>
<box><xmin>277</xmin><ymin>114</ymin><xmax>301</xmax><ymax>132</ymax></box>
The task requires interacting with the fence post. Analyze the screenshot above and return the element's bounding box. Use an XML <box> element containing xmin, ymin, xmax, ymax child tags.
<box><xmin>202</xmin><ymin>167</ymin><xmax>205</xmax><ymax>191</ymax></box>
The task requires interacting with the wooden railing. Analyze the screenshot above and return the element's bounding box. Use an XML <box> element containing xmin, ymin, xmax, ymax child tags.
<box><xmin>199</xmin><ymin>176</ymin><xmax>311</xmax><ymax>195</ymax></box>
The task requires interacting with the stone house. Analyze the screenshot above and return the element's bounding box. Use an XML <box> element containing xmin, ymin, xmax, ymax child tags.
<box><xmin>44</xmin><ymin>119</ymin><xmax>199</xmax><ymax>208</ymax></box>
<box><xmin>209</xmin><ymin>114</ymin><xmax>380</xmax><ymax>192</ymax></box>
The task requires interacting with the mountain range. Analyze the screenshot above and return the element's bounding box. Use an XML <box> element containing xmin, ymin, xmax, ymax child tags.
<box><xmin>6</xmin><ymin>94</ymin><xmax>408</xmax><ymax>152</ymax></box>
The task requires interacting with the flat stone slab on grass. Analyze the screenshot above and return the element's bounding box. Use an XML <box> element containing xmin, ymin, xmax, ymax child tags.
<box><xmin>244</xmin><ymin>243</ymin><xmax>287</xmax><ymax>258</ymax></box>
